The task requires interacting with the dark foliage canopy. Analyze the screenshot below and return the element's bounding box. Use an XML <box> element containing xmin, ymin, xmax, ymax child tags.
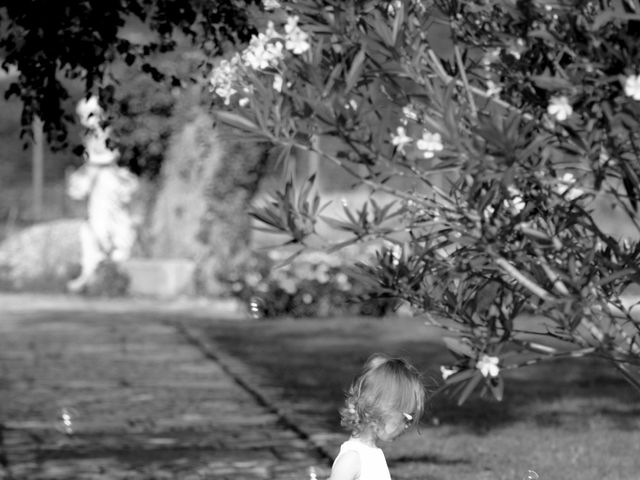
<box><xmin>0</xmin><ymin>0</ymin><xmax>259</xmax><ymax>147</ymax></box>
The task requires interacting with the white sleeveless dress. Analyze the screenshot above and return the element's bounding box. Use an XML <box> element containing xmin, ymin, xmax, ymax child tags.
<box><xmin>333</xmin><ymin>438</ymin><xmax>392</xmax><ymax>480</ymax></box>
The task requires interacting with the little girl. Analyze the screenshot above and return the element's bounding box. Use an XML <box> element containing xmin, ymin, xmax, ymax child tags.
<box><xmin>328</xmin><ymin>354</ymin><xmax>426</xmax><ymax>480</ymax></box>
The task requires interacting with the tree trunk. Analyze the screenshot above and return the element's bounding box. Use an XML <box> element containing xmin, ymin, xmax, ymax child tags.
<box><xmin>31</xmin><ymin>117</ymin><xmax>44</xmax><ymax>221</ymax></box>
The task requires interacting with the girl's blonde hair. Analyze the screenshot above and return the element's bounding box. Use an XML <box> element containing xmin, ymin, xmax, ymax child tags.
<box><xmin>339</xmin><ymin>354</ymin><xmax>425</xmax><ymax>436</ymax></box>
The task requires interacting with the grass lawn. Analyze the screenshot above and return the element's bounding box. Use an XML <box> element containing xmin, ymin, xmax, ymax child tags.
<box><xmin>197</xmin><ymin>314</ymin><xmax>640</xmax><ymax>480</ymax></box>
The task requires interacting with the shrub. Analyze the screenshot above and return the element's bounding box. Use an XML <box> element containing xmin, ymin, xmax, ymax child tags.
<box><xmin>0</xmin><ymin>219</ymin><xmax>83</xmax><ymax>292</ymax></box>
<box><xmin>0</xmin><ymin>219</ymin><xmax>131</xmax><ymax>296</ymax></box>
<box><xmin>219</xmin><ymin>246</ymin><xmax>396</xmax><ymax>318</ymax></box>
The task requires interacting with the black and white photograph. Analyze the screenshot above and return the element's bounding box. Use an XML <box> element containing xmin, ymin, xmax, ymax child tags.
<box><xmin>1</xmin><ymin>1</ymin><xmax>639</xmax><ymax>479</ymax></box>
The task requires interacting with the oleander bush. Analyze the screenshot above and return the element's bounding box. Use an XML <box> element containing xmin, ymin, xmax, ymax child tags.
<box><xmin>210</xmin><ymin>0</ymin><xmax>640</xmax><ymax>403</ymax></box>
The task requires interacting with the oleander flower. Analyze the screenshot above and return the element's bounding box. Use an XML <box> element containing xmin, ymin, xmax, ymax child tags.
<box><xmin>547</xmin><ymin>96</ymin><xmax>573</xmax><ymax>121</ymax></box>
<box><xmin>506</xmin><ymin>186</ymin><xmax>525</xmax><ymax>213</ymax></box>
<box><xmin>243</xmin><ymin>33</ymin><xmax>284</xmax><ymax>70</ymax></box>
<box><xmin>476</xmin><ymin>354</ymin><xmax>500</xmax><ymax>378</ymax></box>
<box><xmin>390</xmin><ymin>126</ymin><xmax>412</xmax><ymax>153</ymax></box>
<box><xmin>416</xmin><ymin>131</ymin><xmax>444</xmax><ymax>158</ymax></box>
<box><xmin>440</xmin><ymin>365</ymin><xmax>459</xmax><ymax>380</ymax></box>
<box><xmin>209</xmin><ymin>57</ymin><xmax>241</xmax><ymax>104</ymax></box>
<box><xmin>402</xmin><ymin>104</ymin><xmax>419</xmax><ymax>122</ymax></box>
<box><xmin>623</xmin><ymin>74</ymin><xmax>640</xmax><ymax>100</ymax></box>
<box><xmin>284</xmin><ymin>16</ymin><xmax>311</xmax><ymax>54</ymax></box>
<box><xmin>597</xmin><ymin>146</ymin><xmax>616</xmax><ymax>167</ymax></box>
<box><xmin>482</xmin><ymin>204</ymin><xmax>495</xmax><ymax>221</ymax></box>
<box><xmin>555</xmin><ymin>172</ymin><xmax>584</xmax><ymax>201</ymax></box>
<box><xmin>262</xmin><ymin>0</ymin><xmax>280</xmax><ymax>10</ymax></box>
<box><xmin>273</xmin><ymin>74</ymin><xmax>284</xmax><ymax>92</ymax></box>
<box><xmin>383</xmin><ymin>241</ymin><xmax>402</xmax><ymax>267</ymax></box>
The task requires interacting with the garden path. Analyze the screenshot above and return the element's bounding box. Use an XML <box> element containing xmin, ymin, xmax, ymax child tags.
<box><xmin>0</xmin><ymin>294</ymin><xmax>331</xmax><ymax>480</ymax></box>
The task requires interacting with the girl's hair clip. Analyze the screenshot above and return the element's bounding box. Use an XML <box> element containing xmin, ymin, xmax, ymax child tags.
<box><xmin>402</xmin><ymin>412</ymin><xmax>413</xmax><ymax>421</ymax></box>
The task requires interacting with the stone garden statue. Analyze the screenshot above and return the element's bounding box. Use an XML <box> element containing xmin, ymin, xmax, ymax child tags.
<box><xmin>66</xmin><ymin>96</ymin><xmax>140</xmax><ymax>292</ymax></box>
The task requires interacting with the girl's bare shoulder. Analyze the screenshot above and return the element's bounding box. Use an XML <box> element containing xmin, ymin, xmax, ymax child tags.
<box><xmin>328</xmin><ymin>449</ymin><xmax>360</xmax><ymax>480</ymax></box>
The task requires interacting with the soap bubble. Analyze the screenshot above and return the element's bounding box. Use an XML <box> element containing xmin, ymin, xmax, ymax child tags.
<box><xmin>523</xmin><ymin>470</ymin><xmax>539</xmax><ymax>480</ymax></box>
<box><xmin>57</xmin><ymin>407</ymin><xmax>78</xmax><ymax>435</ymax></box>
<box><xmin>248</xmin><ymin>296</ymin><xmax>267</xmax><ymax>319</ymax></box>
<box><xmin>308</xmin><ymin>466</ymin><xmax>317</xmax><ymax>480</ymax></box>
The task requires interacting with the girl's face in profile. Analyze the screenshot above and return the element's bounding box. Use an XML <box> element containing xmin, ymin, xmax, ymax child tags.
<box><xmin>375</xmin><ymin>411</ymin><xmax>412</xmax><ymax>442</ymax></box>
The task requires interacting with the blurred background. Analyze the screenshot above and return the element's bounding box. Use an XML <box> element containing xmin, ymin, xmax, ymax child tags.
<box><xmin>1</xmin><ymin>4</ymin><xmax>640</xmax><ymax>480</ymax></box>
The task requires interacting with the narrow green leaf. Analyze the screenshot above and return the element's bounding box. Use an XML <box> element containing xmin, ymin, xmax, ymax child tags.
<box><xmin>272</xmin><ymin>143</ymin><xmax>293</xmax><ymax>173</ymax></box>
<box><xmin>457</xmin><ymin>371</ymin><xmax>483</xmax><ymax>405</ymax></box>
<box><xmin>596</xmin><ymin>268</ymin><xmax>638</xmax><ymax>287</ymax></box>
<box><xmin>391</xmin><ymin>2</ymin><xmax>404</xmax><ymax>45</ymax></box>
<box><xmin>444</xmin><ymin>368</ymin><xmax>476</xmax><ymax>385</ymax></box>
<box><xmin>298</xmin><ymin>174</ymin><xmax>317</xmax><ymax>213</ymax></box>
<box><xmin>250</xmin><ymin>225</ymin><xmax>288</xmax><ymax>234</ymax></box>
<box><xmin>272</xmin><ymin>247</ymin><xmax>305</xmax><ymax>269</ymax></box>
<box><xmin>487</xmin><ymin>376</ymin><xmax>504</xmax><ymax>402</ymax></box>
<box><xmin>249</xmin><ymin>211</ymin><xmax>285</xmax><ymax>232</ymax></box>
<box><xmin>319</xmin><ymin>215</ymin><xmax>363</xmax><ymax>233</ymax></box>
<box><xmin>530</xmin><ymin>75</ymin><xmax>573</xmax><ymax>90</ymax></box>
<box><xmin>322</xmin><ymin>63</ymin><xmax>344</xmax><ymax>98</ymax></box>
<box><xmin>343</xmin><ymin>204</ymin><xmax>359</xmax><ymax>225</ymax></box>
<box><xmin>326</xmin><ymin>238</ymin><xmax>360</xmax><ymax>253</ymax></box>
<box><xmin>215</xmin><ymin>110</ymin><xmax>261</xmax><ymax>133</ymax></box>
<box><xmin>527</xmin><ymin>29</ymin><xmax>557</xmax><ymax>44</ymax></box>
<box><xmin>371</xmin><ymin>11</ymin><xmax>394</xmax><ymax>46</ymax></box>
<box><xmin>443</xmin><ymin>336</ymin><xmax>475</xmax><ymax>357</ymax></box>
<box><xmin>345</xmin><ymin>47</ymin><xmax>367</xmax><ymax>94</ymax></box>
<box><xmin>561</xmin><ymin>124</ymin><xmax>589</xmax><ymax>154</ymax></box>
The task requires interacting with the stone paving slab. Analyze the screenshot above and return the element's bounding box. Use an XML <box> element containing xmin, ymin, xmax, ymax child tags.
<box><xmin>0</xmin><ymin>294</ymin><xmax>331</xmax><ymax>479</ymax></box>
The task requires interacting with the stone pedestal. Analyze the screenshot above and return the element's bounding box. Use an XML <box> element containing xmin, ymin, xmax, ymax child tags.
<box><xmin>122</xmin><ymin>258</ymin><xmax>196</xmax><ymax>298</ymax></box>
